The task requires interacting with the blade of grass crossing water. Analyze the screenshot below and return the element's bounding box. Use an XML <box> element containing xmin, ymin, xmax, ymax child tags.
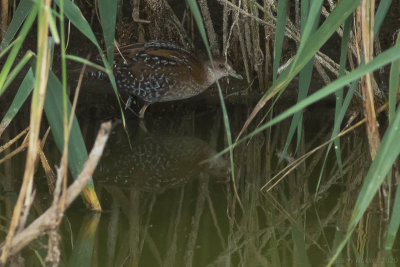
<box><xmin>0</xmin><ymin>0</ymin><xmax>33</xmax><ymax>50</ymax></box>
<box><xmin>98</xmin><ymin>0</ymin><xmax>117</xmax><ymax>64</ymax></box>
<box><xmin>44</xmin><ymin>71</ymin><xmax>101</xmax><ymax>210</ymax></box>
<box><xmin>186</xmin><ymin>0</ymin><xmax>241</xmax><ymax>208</ymax></box>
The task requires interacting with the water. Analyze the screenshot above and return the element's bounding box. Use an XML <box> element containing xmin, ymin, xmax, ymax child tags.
<box><xmin>0</xmin><ymin>82</ymin><xmax>399</xmax><ymax>266</ymax></box>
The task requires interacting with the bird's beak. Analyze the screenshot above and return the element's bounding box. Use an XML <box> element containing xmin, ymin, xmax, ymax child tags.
<box><xmin>229</xmin><ymin>70</ymin><xmax>243</xmax><ymax>80</ymax></box>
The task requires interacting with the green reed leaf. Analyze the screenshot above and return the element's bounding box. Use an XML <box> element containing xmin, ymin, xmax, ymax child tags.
<box><xmin>98</xmin><ymin>0</ymin><xmax>117</xmax><ymax>64</ymax></box>
<box><xmin>0</xmin><ymin>0</ymin><xmax>33</xmax><ymax>51</ymax></box>
<box><xmin>0</xmin><ymin>68</ymin><xmax>34</xmax><ymax>136</ymax></box>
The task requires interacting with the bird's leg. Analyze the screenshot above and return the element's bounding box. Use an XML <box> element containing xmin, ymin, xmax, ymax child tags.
<box><xmin>139</xmin><ymin>104</ymin><xmax>149</xmax><ymax>119</ymax></box>
<box><xmin>125</xmin><ymin>96</ymin><xmax>132</xmax><ymax>110</ymax></box>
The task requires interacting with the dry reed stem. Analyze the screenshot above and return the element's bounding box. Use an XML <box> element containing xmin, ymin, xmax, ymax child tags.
<box><xmin>37</xmin><ymin>128</ymin><xmax>56</xmax><ymax>193</ymax></box>
<box><xmin>224</xmin><ymin>0</ymin><xmax>248</xmax><ymax>81</ymax></box>
<box><xmin>198</xmin><ymin>0</ymin><xmax>219</xmax><ymax>55</ymax></box>
<box><xmin>0</xmin><ymin>138</ymin><xmax>28</xmax><ymax>165</ymax></box>
<box><xmin>250</xmin><ymin>0</ymin><xmax>264</xmax><ymax>90</ymax></box>
<box><xmin>0</xmin><ymin>0</ymin><xmax>8</xmax><ymax>39</ymax></box>
<box><xmin>237</xmin><ymin>17</ymin><xmax>251</xmax><ymax>82</ymax></box>
<box><xmin>39</xmin><ymin>149</ymin><xmax>56</xmax><ymax>193</ymax></box>
<box><xmin>0</xmin><ymin>127</ymin><xmax>29</xmax><ymax>153</ymax></box>
<box><xmin>0</xmin><ymin>121</ymin><xmax>112</xmax><ymax>258</ymax></box>
<box><xmin>165</xmin><ymin>0</ymin><xmax>194</xmax><ymax>49</ymax></box>
<box><xmin>358</xmin><ymin>0</ymin><xmax>388</xmax><ymax>217</ymax></box>
<box><xmin>242</xmin><ymin>0</ymin><xmax>253</xmax><ymax>72</ymax></box>
<box><xmin>264</xmin><ymin>1</ymin><xmax>272</xmax><ymax>86</ymax></box>
<box><xmin>0</xmin><ymin>1</ymin><xmax>53</xmax><ymax>262</ymax></box>
<box><xmin>218</xmin><ymin>0</ymin><xmax>274</xmax><ymax>28</ymax></box>
<box><xmin>315</xmin><ymin>60</ymin><xmax>332</xmax><ymax>85</ymax></box>
<box><xmin>222</xmin><ymin>2</ymin><xmax>228</xmax><ymax>53</ymax></box>
<box><xmin>357</xmin><ymin>0</ymin><xmax>380</xmax><ymax>160</ymax></box>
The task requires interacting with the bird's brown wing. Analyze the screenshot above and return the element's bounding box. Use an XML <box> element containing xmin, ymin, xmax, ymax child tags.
<box><xmin>117</xmin><ymin>41</ymin><xmax>207</xmax><ymax>83</ymax></box>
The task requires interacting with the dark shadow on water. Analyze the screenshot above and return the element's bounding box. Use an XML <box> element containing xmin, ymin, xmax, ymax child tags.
<box><xmin>96</xmin><ymin>126</ymin><xmax>230</xmax><ymax>193</ymax></box>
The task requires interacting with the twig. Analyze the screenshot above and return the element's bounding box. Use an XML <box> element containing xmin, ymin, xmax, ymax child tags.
<box><xmin>0</xmin><ymin>121</ymin><xmax>112</xmax><ymax>259</ymax></box>
<box><xmin>0</xmin><ymin>141</ymin><xmax>29</xmax><ymax>165</ymax></box>
<box><xmin>0</xmin><ymin>127</ymin><xmax>29</xmax><ymax>153</ymax></box>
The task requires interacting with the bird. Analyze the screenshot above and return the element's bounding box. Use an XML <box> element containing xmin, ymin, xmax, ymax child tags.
<box><xmin>85</xmin><ymin>41</ymin><xmax>243</xmax><ymax>118</ymax></box>
<box><xmin>96</xmin><ymin>133</ymin><xmax>230</xmax><ymax>192</ymax></box>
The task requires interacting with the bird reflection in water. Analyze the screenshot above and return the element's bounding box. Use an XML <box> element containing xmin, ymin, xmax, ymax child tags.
<box><xmin>96</xmin><ymin>133</ymin><xmax>230</xmax><ymax>193</ymax></box>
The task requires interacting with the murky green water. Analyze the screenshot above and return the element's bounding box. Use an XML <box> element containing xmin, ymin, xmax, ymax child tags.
<box><xmin>1</xmin><ymin>82</ymin><xmax>399</xmax><ymax>266</ymax></box>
